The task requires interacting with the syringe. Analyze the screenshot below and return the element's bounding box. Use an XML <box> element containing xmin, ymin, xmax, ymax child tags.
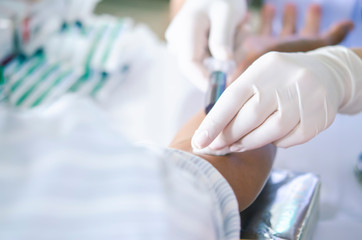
<box><xmin>204</xmin><ymin>58</ymin><xmax>235</xmax><ymax>114</ymax></box>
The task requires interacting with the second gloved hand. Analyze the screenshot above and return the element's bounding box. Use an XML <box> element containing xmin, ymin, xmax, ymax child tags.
<box><xmin>165</xmin><ymin>0</ymin><xmax>247</xmax><ymax>91</ymax></box>
<box><xmin>192</xmin><ymin>46</ymin><xmax>362</xmax><ymax>154</ymax></box>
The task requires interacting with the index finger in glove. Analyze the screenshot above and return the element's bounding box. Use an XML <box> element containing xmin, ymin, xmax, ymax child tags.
<box><xmin>191</xmin><ymin>79</ymin><xmax>253</xmax><ymax>150</ymax></box>
<box><xmin>208</xmin><ymin>87</ymin><xmax>277</xmax><ymax>151</ymax></box>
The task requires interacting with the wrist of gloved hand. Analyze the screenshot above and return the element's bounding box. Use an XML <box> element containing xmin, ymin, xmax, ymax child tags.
<box><xmin>306</xmin><ymin>46</ymin><xmax>362</xmax><ymax>114</ymax></box>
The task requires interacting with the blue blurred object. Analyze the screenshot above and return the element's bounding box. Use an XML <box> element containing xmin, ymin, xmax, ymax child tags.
<box><xmin>205</xmin><ymin>71</ymin><xmax>226</xmax><ymax>114</ymax></box>
<box><xmin>355</xmin><ymin>152</ymin><xmax>362</xmax><ymax>184</ymax></box>
<box><xmin>204</xmin><ymin>58</ymin><xmax>235</xmax><ymax>114</ymax></box>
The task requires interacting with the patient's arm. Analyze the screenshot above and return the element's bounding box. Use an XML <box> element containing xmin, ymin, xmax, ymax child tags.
<box><xmin>352</xmin><ymin>48</ymin><xmax>362</xmax><ymax>58</ymax></box>
<box><xmin>169</xmin><ymin>110</ymin><xmax>276</xmax><ymax>211</ymax></box>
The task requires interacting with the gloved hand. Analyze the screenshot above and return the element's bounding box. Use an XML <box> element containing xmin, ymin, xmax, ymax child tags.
<box><xmin>165</xmin><ymin>0</ymin><xmax>248</xmax><ymax>91</ymax></box>
<box><xmin>192</xmin><ymin>46</ymin><xmax>362</xmax><ymax>154</ymax></box>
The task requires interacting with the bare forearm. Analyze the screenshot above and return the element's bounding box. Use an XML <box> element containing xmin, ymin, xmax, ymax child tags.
<box><xmin>169</xmin><ymin>110</ymin><xmax>276</xmax><ymax>211</ymax></box>
<box><xmin>352</xmin><ymin>48</ymin><xmax>362</xmax><ymax>58</ymax></box>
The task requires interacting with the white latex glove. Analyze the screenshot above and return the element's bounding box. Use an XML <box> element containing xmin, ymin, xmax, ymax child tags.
<box><xmin>192</xmin><ymin>46</ymin><xmax>362</xmax><ymax>154</ymax></box>
<box><xmin>165</xmin><ymin>0</ymin><xmax>248</xmax><ymax>91</ymax></box>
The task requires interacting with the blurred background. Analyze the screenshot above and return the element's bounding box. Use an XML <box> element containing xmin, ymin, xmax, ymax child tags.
<box><xmin>94</xmin><ymin>0</ymin><xmax>262</xmax><ymax>40</ymax></box>
<box><xmin>95</xmin><ymin>0</ymin><xmax>170</xmax><ymax>40</ymax></box>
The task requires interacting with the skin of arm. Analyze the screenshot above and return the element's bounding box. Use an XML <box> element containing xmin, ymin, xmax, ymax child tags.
<box><xmin>169</xmin><ymin>110</ymin><xmax>276</xmax><ymax>211</ymax></box>
<box><xmin>352</xmin><ymin>48</ymin><xmax>362</xmax><ymax>58</ymax></box>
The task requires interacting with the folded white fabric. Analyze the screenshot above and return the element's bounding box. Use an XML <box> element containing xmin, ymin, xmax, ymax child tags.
<box><xmin>0</xmin><ymin>97</ymin><xmax>240</xmax><ymax>240</ymax></box>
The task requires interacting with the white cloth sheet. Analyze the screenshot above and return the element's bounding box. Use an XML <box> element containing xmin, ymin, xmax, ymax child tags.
<box><xmin>0</xmin><ymin>97</ymin><xmax>240</xmax><ymax>240</ymax></box>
